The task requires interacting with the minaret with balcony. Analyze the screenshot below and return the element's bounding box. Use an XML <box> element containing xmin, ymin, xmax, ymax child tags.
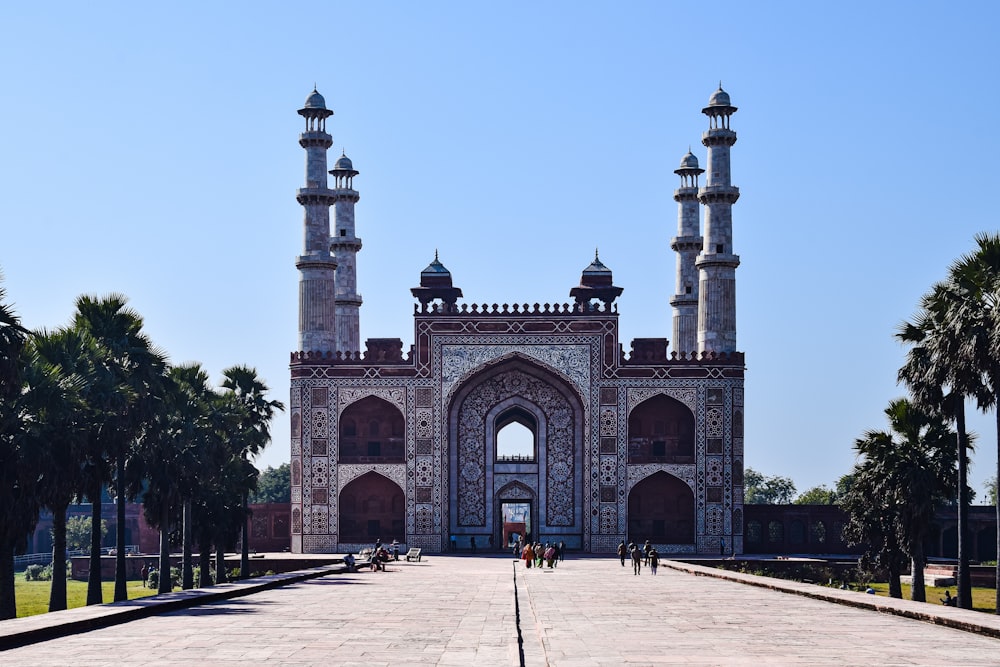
<box><xmin>330</xmin><ymin>152</ymin><xmax>363</xmax><ymax>355</ymax></box>
<box><xmin>295</xmin><ymin>88</ymin><xmax>338</xmax><ymax>354</ymax></box>
<box><xmin>696</xmin><ymin>86</ymin><xmax>740</xmax><ymax>354</ymax></box>
<box><xmin>670</xmin><ymin>150</ymin><xmax>704</xmax><ymax>356</ymax></box>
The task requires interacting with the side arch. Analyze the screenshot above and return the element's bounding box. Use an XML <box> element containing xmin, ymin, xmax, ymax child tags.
<box><xmin>338</xmin><ymin>395</ymin><xmax>405</xmax><ymax>463</ymax></box>
<box><xmin>338</xmin><ymin>471</ymin><xmax>405</xmax><ymax>544</ymax></box>
<box><xmin>627</xmin><ymin>471</ymin><xmax>695</xmax><ymax>544</ymax></box>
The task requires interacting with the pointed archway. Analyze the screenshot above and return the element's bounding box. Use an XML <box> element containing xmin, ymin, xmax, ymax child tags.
<box><xmin>448</xmin><ymin>357</ymin><xmax>585</xmax><ymax>548</ymax></box>
<box><xmin>627</xmin><ymin>471</ymin><xmax>694</xmax><ymax>544</ymax></box>
<box><xmin>338</xmin><ymin>472</ymin><xmax>405</xmax><ymax>544</ymax></box>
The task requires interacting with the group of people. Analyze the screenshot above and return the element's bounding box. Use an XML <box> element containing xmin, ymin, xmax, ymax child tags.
<box><xmin>365</xmin><ymin>538</ymin><xmax>401</xmax><ymax>571</ymax></box>
<box><xmin>617</xmin><ymin>540</ymin><xmax>660</xmax><ymax>576</ymax></box>
<box><xmin>517</xmin><ymin>539</ymin><xmax>564</xmax><ymax>569</ymax></box>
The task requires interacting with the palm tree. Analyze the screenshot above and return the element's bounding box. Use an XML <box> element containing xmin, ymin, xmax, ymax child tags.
<box><xmin>846</xmin><ymin>399</ymin><xmax>956</xmax><ymax>601</ymax></box>
<box><xmin>73</xmin><ymin>294</ymin><xmax>166</xmax><ymax>603</ymax></box>
<box><xmin>897</xmin><ymin>280</ymin><xmax>980</xmax><ymax>609</ymax></box>
<box><xmin>946</xmin><ymin>232</ymin><xmax>1000</xmax><ymax>614</ymax></box>
<box><xmin>141</xmin><ymin>364</ymin><xmax>206</xmax><ymax>594</ymax></box>
<box><xmin>0</xmin><ymin>279</ymin><xmax>36</xmax><ymax>619</ymax></box>
<box><xmin>31</xmin><ymin>328</ymin><xmax>94</xmax><ymax>612</ymax></box>
<box><xmin>221</xmin><ymin>366</ymin><xmax>284</xmax><ymax>578</ymax></box>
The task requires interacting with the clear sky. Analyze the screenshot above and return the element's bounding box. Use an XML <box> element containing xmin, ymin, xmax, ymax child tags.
<box><xmin>2</xmin><ymin>1</ymin><xmax>998</xmax><ymax>499</ymax></box>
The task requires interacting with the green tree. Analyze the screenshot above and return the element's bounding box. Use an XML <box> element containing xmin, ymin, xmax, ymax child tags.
<box><xmin>834</xmin><ymin>473</ymin><xmax>855</xmax><ymax>499</ymax></box>
<box><xmin>945</xmin><ymin>232</ymin><xmax>1000</xmax><ymax>613</ymax></box>
<box><xmin>844</xmin><ymin>399</ymin><xmax>956</xmax><ymax>602</ymax></box>
<box><xmin>251</xmin><ymin>464</ymin><xmax>291</xmax><ymax>504</ymax></box>
<box><xmin>221</xmin><ymin>366</ymin><xmax>284</xmax><ymax>579</ymax></box>
<box><xmin>743</xmin><ymin>468</ymin><xmax>797</xmax><ymax>504</ymax></box>
<box><xmin>986</xmin><ymin>476</ymin><xmax>998</xmax><ymax>506</ymax></box>
<box><xmin>65</xmin><ymin>515</ymin><xmax>108</xmax><ymax>554</ymax></box>
<box><xmin>794</xmin><ymin>485</ymin><xmax>837</xmax><ymax>505</ymax></box>
<box><xmin>73</xmin><ymin>294</ymin><xmax>167</xmax><ymax>603</ymax></box>
<box><xmin>898</xmin><ymin>274</ymin><xmax>985</xmax><ymax>609</ymax></box>
<box><xmin>0</xmin><ymin>282</ymin><xmax>38</xmax><ymax>619</ymax></box>
<box><xmin>142</xmin><ymin>364</ymin><xmax>209</xmax><ymax>594</ymax></box>
<box><xmin>32</xmin><ymin>328</ymin><xmax>95</xmax><ymax>611</ymax></box>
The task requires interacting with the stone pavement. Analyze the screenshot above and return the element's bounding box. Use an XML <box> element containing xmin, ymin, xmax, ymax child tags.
<box><xmin>3</xmin><ymin>554</ymin><xmax>1000</xmax><ymax>666</ymax></box>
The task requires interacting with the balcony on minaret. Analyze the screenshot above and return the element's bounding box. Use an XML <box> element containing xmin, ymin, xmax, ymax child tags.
<box><xmin>330</xmin><ymin>151</ymin><xmax>359</xmax><ymax>190</ymax></box>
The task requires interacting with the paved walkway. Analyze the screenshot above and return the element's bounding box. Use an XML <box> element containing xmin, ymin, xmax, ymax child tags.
<box><xmin>2</xmin><ymin>555</ymin><xmax>1000</xmax><ymax>666</ymax></box>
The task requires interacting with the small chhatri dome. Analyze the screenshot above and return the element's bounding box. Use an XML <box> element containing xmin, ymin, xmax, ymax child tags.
<box><xmin>334</xmin><ymin>152</ymin><xmax>354</xmax><ymax>171</ymax></box>
<box><xmin>304</xmin><ymin>88</ymin><xmax>327</xmax><ymax>109</ymax></box>
<box><xmin>679</xmin><ymin>150</ymin><xmax>699</xmax><ymax>169</ymax></box>
<box><xmin>708</xmin><ymin>86</ymin><xmax>730</xmax><ymax>107</ymax></box>
<box><xmin>581</xmin><ymin>249</ymin><xmax>612</xmax><ymax>281</ymax></box>
<box><xmin>411</xmin><ymin>250</ymin><xmax>463</xmax><ymax>306</ymax></box>
<box><xmin>421</xmin><ymin>250</ymin><xmax>452</xmax><ymax>280</ymax></box>
<box><xmin>570</xmin><ymin>249</ymin><xmax>623</xmax><ymax>307</ymax></box>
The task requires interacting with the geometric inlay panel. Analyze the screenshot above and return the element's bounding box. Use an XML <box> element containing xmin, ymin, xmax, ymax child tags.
<box><xmin>456</xmin><ymin>369</ymin><xmax>576</xmax><ymax>527</ymax></box>
<box><xmin>337</xmin><ymin>387</ymin><xmax>406</xmax><ymax>416</ymax></box>
<box><xmin>706</xmin><ymin>407</ymin><xmax>724</xmax><ymax>437</ymax></box>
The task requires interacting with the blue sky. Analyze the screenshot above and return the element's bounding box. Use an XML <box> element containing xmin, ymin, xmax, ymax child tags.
<box><xmin>2</xmin><ymin>2</ymin><xmax>998</xmax><ymax>498</ymax></box>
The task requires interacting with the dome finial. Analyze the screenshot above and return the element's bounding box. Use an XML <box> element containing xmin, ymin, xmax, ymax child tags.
<box><xmin>435</xmin><ymin>248</ymin><xmax>439</xmax><ymax>262</ymax></box>
<box><xmin>595</xmin><ymin>247</ymin><xmax>600</xmax><ymax>262</ymax></box>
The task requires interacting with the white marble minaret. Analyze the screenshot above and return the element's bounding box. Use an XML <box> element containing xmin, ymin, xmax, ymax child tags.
<box><xmin>696</xmin><ymin>86</ymin><xmax>740</xmax><ymax>354</ymax></box>
<box><xmin>670</xmin><ymin>150</ymin><xmax>704</xmax><ymax>356</ymax></box>
<box><xmin>330</xmin><ymin>152</ymin><xmax>363</xmax><ymax>355</ymax></box>
<box><xmin>295</xmin><ymin>88</ymin><xmax>338</xmax><ymax>354</ymax></box>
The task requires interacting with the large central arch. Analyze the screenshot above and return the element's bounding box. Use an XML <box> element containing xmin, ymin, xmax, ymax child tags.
<box><xmin>447</xmin><ymin>357</ymin><xmax>586</xmax><ymax>548</ymax></box>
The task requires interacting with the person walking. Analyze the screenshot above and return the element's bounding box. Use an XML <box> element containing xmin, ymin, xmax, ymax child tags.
<box><xmin>649</xmin><ymin>548</ymin><xmax>659</xmax><ymax>576</ymax></box>
<box><xmin>617</xmin><ymin>540</ymin><xmax>627</xmax><ymax>567</ymax></box>
<box><xmin>631</xmin><ymin>545</ymin><xmax>642</xmax><ymax>575</ymax></box>
<box><xmin>522</xmin><ymin>542</ymin><xmax>534</xmax><ymax>569</ymax></box>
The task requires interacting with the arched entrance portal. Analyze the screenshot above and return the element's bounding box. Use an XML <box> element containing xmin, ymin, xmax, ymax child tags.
<box><xmin>339</xmin><ymin>472</ymin><xmax>405</xmax><ymax>545</ymax></box>
<box><xmin>627</xmin><ymin>471</ymin><xmax>695</xmax><ymax>544</ymax></box>
<box><xmin>448</xmin><ymin>357</ymin><xmax>584</xmax><ymax>550</ymax></box>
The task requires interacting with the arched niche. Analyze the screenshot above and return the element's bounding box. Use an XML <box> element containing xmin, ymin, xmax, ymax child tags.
<box><xmin>627</xmin><ymin>394</ymin><xmax>695</xmax><ymax>464</ymax></box>
<box><xmin>338</xmin><ymin>471</ymin><xmax>405</xmax><ymax>544</ymax></box>
<box><xmin>626</xmin><ymin>471</ymin><xmax>695</xmax><ymax>544</ymax></box>
<box><xmin>339</xmin><ymin>395</ymin><xmax>405</xmax><ymax>463</ymax></box>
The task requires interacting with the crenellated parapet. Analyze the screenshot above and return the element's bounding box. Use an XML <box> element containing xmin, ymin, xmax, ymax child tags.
<box><xmin>414</xmin><ymin>301</ymin><xmax>618</xmax><ymax>316</ymax></box>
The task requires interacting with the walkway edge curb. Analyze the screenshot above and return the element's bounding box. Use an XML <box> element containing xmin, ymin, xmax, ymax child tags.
<box><xmin>0</xmin><ymin>564</ymin><xmax>345</xmax><ymax>651</ymax></box>
<box><xmin>662</xmin><ymin>559</ymin><xmax>1000</xmax><ymax>639</ymax></box>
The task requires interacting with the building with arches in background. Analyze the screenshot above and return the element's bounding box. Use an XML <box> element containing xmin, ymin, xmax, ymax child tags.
<box><xmin>289</xmin><ymin>86</ymin><xmax>745</xmax><ymax>554</ymax></box>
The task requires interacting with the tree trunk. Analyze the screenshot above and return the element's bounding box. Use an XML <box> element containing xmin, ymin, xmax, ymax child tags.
<box><xmin>48</xmin><ymin>501</ymin><xmax>69</xmax><ymax>612</ymax></box>
<box><xmin>181</xmin><ymin>500</ymin><xmax>193</xmax><ymax>590</ymax></box>
<box><xmin>888</xmin><ymin>558</ymin><xmax>903</xmax><ymax>599</ymax></box>
<box><xmin>910</xmin><ymin>544</ymin><xmax>926</xmax><ymax>603</ymax></box>
<box><xmin>956</xmin><ymin>402</ymin><xmax>973</xmax><ymax>609</ymax></box>
<box><xmin>114</xmin><ymin>452</ymin><xmax>127</xmax><ymax>602</ymax></box>
<box><xmin>198</xmin><ymin>534</ymin><xmax>213</xmax><ymax>587</ymax></box>
<box><xmin>240</xmin><ymin>493</ymin><xmax>249</xmax><ymax>580</ymax></box>
<box><xmin>87</xmin><ymin>485</ymin><xmax>103</xmax><ymax>606</ymax></box>
<box><xmin>158</xmin><ymin>502</ymin><xmax>171</xmax><ymax>594</ymax></box>
<box><xmin>215</xmin><ymin>539</ymin><xmax>227</xmax><ymax>584</ymax></box>
<box><xmin>0</xmin><ymin>542</ymin><xmax>16</xmax><ymax>620</ymax></box>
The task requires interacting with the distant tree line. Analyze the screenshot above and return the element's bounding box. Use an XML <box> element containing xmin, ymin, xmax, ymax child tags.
<box><xmin>0</xmin><ymin>280</ymin><xmax>283</xmax><ymax>619</ymax></box>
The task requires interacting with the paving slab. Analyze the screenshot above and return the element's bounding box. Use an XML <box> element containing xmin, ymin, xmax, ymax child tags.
<box><xmin>1</xmin><ymin>555</ymin><xmax>999</xmax><ymax>666</ymax></box>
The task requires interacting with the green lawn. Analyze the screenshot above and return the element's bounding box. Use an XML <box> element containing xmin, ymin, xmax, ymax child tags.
<box><xmin>868</xmin><ymin>582</ymin><xmax>997</xmax><ymax>613</ymax></box>
<box><xmin>14</xmin><ymin>573</ymin><xmax>158</xmax><ymax>618</ymax></box>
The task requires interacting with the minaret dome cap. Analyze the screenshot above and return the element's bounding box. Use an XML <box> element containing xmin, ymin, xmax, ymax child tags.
<box><xmin>708</xmin><ymin>86</ymin><xmax>731</xmax><ymax>107</ymax></box>
<box><xmin>334</xmin><ymin>153</ymin><xmax>354</xmax><ymax>170</ymax></box>
<box><xmin>304</xmin><ymin>88</ymin><xmax>327</xmax><ymax>109</ymax></box>
<box><xmin>679</xmin><ymin>151</ymin><xmax>700</xmax><ymax>169</ymax></box>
